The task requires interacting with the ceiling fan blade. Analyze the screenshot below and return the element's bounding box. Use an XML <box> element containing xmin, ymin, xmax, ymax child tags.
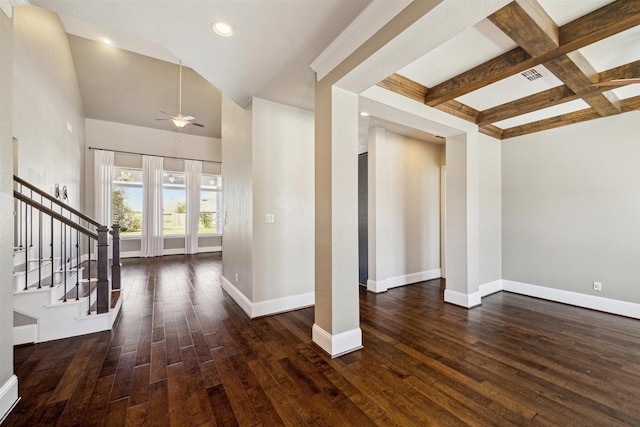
<box><xmin>155</xmin><ymin>118</ymin><xmax>170</xmax><ymax>121</ymax></box>
<box><xmin>159</xmin><ymin>111</ymin><xmax>175</xmax><ymax>117</ymax></box>
<box><xmin>590</xmin><ymin>78</ymin><xmax>640</xmax><ymax>87</ymax></box>
<box><xmin>190</xmin><ymin>122</ymin><xmax>205</xmax><ymax>128</ymax></box>
<box><xmin>183</xmin><ymin>115</ymin><xmax>195</xmax><ymax>121</ymax></box>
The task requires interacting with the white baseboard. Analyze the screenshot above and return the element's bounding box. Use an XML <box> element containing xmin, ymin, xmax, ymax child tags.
<box><xmin>120</xmin><ymin>250</ymin><xmax>140</xmax><ymax>258</ymax></box>
<box><xmin>367</xmin><ymin>268</ymin><xmax>441</xmax><ymax>293</ymax></box>
<box><xmin>163</xmin><ymin>248</ymin><xmax>185</xmax><ymax>256</ymax></box>
<box><xmin>0</xmin><ymin>375</ymin><xmax>18</xmax><ymax>424</ymax></box>
<box><xmin>122</xmin><ymin>246</ymin><xmax>222</xmax><ymax>258</ymax></box>
<box><xmin>479</xmin><ymin>280</ymin><xmax>503</xmax><ymax>297</ymax></box>
<box><xmin>13</xmin><ymin>324</ymin><xmax>37</xmax><ymax>345</ymax></box>
<box><xmin>312</xmin><ymin>324</ymin><xmax>363</xmax><ymax>358</ymax></box>
<box><xmin>252</xmin><ymin>292</ymin><xmax>314</xmax><ymax>318</ymax></box>
<box><xmin>221</xmin><ymin>276</ymin><xmax>313</xmax><ymax>318</ymax></box>
<box><xmin>502</xmin><ymin>280</ymin><xmax>640</xmax><ymax>320</ymax></box>
<box><xmin>366</xmin><ymin>279</ymin><xmax>388</xmax><ymax>293</ymax></box>
<box><xmin>444</xmin><ymin>289</ymin><xmax>482</xmax><ymax>308</ymax></box>
<box><xmin>221</xmin><ymin>276</ymin><xmax>253</xmax><ymax>317</ymax></box>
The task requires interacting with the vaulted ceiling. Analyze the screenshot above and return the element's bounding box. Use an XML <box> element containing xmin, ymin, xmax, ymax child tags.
<box><xmin>31</xmin><ymin>0</ymin><xmax>640</xmax><ymax>142</ymax></box>
<box><xmin>378</xmin><ymin>0</ymin><xmax>640</xmax><ymax>139</ymax></box>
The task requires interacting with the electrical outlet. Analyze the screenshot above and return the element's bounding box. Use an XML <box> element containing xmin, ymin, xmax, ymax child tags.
<box><xmin>235</xmin><ymin>273</ymin><xmax>239</xmax><ymax>283</ymax></box>
<box><xmin>593</xmin><ymin>281</ymin><xmax>602</xmax><ymax>291</ymax></box>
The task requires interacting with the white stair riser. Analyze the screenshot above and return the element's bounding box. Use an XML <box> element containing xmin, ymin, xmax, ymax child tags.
<box><xmin>13</xmin><ymin>267</ymin><xmax>83</xmax><ymax>292</ymax></box>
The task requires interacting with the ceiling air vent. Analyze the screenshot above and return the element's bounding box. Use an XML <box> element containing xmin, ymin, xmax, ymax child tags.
<box><xmin>520</xmin><ymin>68</ymin><xmax>544</xmax><ymax>82</ymax></box>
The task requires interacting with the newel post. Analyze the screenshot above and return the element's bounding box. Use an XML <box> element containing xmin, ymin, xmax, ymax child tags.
<box><xmin>111</xmin><ymin>223</ymin><xmax>121</xmax><ymax>291</ymax></box>
<box><xmin>96</xmin><ymin>225</ymin><xmax>110</xmax><ymax>314</ymax></box>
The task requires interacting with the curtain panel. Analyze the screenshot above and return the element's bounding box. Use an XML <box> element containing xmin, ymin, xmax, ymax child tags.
<box><xmin>93</xmin><ymin>150</ymin><xmax>114</xmax><ymax>227</ymax></box>
<box><xmin>185</xmin><ymin>159</ymin><xmax>202</xmax><ymax>254</ymax></box>
<box><xmin>140</xmin><ymin>155</ymin><xmax>164</xmax><ymax>257</ymax></box>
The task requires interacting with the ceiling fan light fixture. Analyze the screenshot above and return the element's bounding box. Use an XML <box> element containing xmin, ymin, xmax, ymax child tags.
<box><xmin>212</xmin><ymin>21</ymin><xmax>233</xmax><ymax>37</ymax></box>
<box><xmin>171</xmin><ymin>117</ymin><xmax>189</xmax><ymax>128</ymax></box>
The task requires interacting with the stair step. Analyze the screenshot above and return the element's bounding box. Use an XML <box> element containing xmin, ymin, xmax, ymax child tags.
<box><xmin>13</xmin><ymin>259</ymin><xmax>54</xmax><ymax>274</ymax></box>
<box><xmin>111</xmin><ymin>289</ymin><xmax>121</xmax><ymax>309</ymax></box>
<box><xmin>61</xmin><ymin>281</ymin><xmax>97</xmax><ymax>302</ymax></box>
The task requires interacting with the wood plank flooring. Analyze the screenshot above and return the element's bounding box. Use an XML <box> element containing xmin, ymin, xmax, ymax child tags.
<box><xmin>5</xmin><ymin>253</ymin><xmax>640</xmax><ymax>426</ymax></box>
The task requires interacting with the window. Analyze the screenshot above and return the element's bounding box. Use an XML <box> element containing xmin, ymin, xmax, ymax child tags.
<box><xmin>113</xmin><ymin>168</ymin><xmax>143</xmax><ymax>237</ymax></box>
<box><xmin>200</xmin><ymin>174</ymin><xmax>223</xmax><ymax>234</ymax></box>
<box><xmin>163</xmin><ymin>172</ymin><xmax>186</xmax><ymax>235</ymax></box>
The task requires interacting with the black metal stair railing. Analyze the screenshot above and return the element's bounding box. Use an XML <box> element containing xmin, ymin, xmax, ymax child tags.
<box><xmin>12</xmin><ymin>175</ymin><xmax>121</xmax><ymax>315</ymax></box>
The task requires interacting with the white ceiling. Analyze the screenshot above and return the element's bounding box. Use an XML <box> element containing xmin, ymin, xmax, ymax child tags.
<box><xmin>31</xmin><ymin>0</ymin><xmax>371</xmax><ymax>111</ymax></box>
<box><xmin>27</xmin><ymin>0</ymin><xmax>640</xmax><ymax>145</ymax></box>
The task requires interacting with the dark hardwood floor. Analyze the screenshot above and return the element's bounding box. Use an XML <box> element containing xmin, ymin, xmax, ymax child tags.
<box><xmin>5</xmin><ymin>253</ymin><xmax>640</xmax><ymax>426</ymax></box>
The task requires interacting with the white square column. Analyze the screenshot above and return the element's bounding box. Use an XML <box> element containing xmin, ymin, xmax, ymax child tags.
<box><xmin>444</xmin><ymin>132</ymin><xmax>481</xmax><ymax>307</ymax></box>
<box><xmin>313</xmin><ymin>85</ymin><xmax>362</xmax><ymax>357</ymax></box>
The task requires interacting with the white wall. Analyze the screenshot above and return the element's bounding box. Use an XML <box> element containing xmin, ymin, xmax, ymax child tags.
<box><xmin>13</xmin><ymin>6</ymin><xmax>85</xmax><ymax>210</ymax></box>
<box><xmin>367</xmin><ymin>127</ymin><xmax>443</xmax><ymax>292</ymax></box>
<box><xmin>221</xmin><ymin>95</ymin><xmax>254</xmax><ymax>299</ymax></box>
<box><xmin>478</xmin><ymin>133</ymin><xmax>501</xmax><ymax>285</ymax></box>
<box><xmin>502</xmin><ymin>113</ymin><xmax>640</xmax><ymax>304</ymax></box>
<box><xmin>0</xmin><ymin>8</ymin><xmax>16</xmax><ymax>416</ymax></box>
<box><xmin>84</xmin><ymin>119</ymin><xmax>223</xmax><ymax>255</ymax></box>
<box><xmin>252</xmin><ymin>98</ymin><xmax>314</xmax><ymax>302</ymax></box>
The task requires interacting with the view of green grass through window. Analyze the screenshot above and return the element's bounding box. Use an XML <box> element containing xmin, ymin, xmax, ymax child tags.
<box><xmin>113</xmin><ymin>168</ymin><xmax>143</xmax><ymax>236</ymax></box>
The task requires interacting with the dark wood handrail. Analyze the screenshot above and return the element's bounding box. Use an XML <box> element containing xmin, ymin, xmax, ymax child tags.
<box><xmin>14</xmin><ymin>191</ymin><xmax>98</xmax><ymax>240</ymax></box>
<box><xmin>13</xmin><ymin>175</ymin><xmax>101</xmax><ymax>227</ymax></box>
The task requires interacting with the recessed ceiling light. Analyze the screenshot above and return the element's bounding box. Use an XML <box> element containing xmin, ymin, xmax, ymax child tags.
<box><xmin>360</xmin><ymin>111</ymin><xmax>370</xmax><ymax>117</ymax></box>
<box><xmin>99</xmin><ymin>37</ymin><xmax>112</xmax><ymax>45</ymax></box>
<box><xmin>212</xmin><ymin>21</ymin><xmax>233</xmax><ymax>37</ymax></box>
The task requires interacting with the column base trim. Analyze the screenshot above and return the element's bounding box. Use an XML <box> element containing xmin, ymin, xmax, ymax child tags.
<box><xmin>312</xmin><ymin>324</ymin><xmax>363</xmax><ymax>358</ymax></box>
<box><xmin>368</xmin><ymin>268</ymin><xmax>441</xmax><ymax>293</ymax></box>
<box><xmin>0</xmin><ymin>375</ymin><xmax>19</xmax><ymax>424</ymax></box>
<box><xmin>444</xmin><ymin>289</ymin><xmax>482</xmax><ymax>308</ymax></box>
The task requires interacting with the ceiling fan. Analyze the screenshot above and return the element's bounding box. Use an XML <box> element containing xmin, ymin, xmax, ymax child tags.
<box><xmin>590</xmin><ymin>78</ymin><xmax>640</xmax><ymax>87</ymax></box>
<box><xmin>156</xmin><ymin>60</ymin><xmax>204</xmax><ymax>128</ymax></box>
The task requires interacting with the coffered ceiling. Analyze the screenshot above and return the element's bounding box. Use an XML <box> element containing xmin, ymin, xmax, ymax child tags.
<box><xmin>378</xmin><ymin>0</ymin><xmax>640</xmax><ymax>139</ymax></box>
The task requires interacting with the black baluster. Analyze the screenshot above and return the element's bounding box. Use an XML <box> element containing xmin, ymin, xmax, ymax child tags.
<box><xmin>23</xmin><ymin>199</ymin><xmax>28</xmax><ymax>291</ymax></box>
<box><xmin>29</xmin><ymin>189</ymin><xmax>33</xmax><ymax>248</ymax></box>
<box><xmin>38</xmin><ymin>209</ymin><xmax>42</xmax><ymax>289</ymax></box>
<box><xmin>50</xmin><ymin>214</ymin><xmax>54</xmax><ymax>288</ymax></box>
<box><xmin>63</xmin><ymin>222</ymin><xmax>67</xmax><ymax>302</ymax></box>
<box><xmin>18</xmin><ymin>183</ymin><xmax>23</xmax><ymax>249</ymax></box>
<box><xmin>76</xmin><ymin>227</ymin><xmax>80</xmax><ymax>300</ymax></box>
<box><xmin>87</xmin><ymin>235</ymin><xmax>91</xmax><ymax>315</ymax></box>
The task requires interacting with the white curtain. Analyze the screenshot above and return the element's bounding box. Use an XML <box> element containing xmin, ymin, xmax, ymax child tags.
<box><xmin>185</xmin><ymin>159</ymin><xmax>202</xmax><ymax>254</ymax></box>
<box><xmin>93</xmin><ymin>150</ymin><xmax>114</xmax><ymax>226</ymax></box>
<box><xmin>140</xmin><ymin>155</ymin><xmax>164</xmax><ymax>257</ymax></box>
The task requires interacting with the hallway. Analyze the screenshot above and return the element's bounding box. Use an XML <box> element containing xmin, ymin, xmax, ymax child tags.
<box><xmin>5</xmin><ymin>253</ymin><xmax>640</xmax><ymax>426</ymax></box>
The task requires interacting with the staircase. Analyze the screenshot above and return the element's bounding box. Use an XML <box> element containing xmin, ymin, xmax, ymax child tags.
<box><xmin>12</xmin><ymin>175</ymin><xmax>122</xmax><ymax>344</ymax></box>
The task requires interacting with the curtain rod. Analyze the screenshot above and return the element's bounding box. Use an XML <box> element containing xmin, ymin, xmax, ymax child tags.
<box><xmin>88</xmin><ymin>146</ymin><xmax>222</xmax><ymax>164</ymax></box>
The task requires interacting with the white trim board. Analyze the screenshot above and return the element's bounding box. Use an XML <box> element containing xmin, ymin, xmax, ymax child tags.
<box><xmin>13</xmin><ymin>324</ymin><xmax>37</xmax><ymax>346</ymax></box>
<box><xmin>310</xmin><ymin>0</ymin><xmax>411</xmax><ymax>80</ymax></box>
<box><xmin>0</xmin><ymin>375</ymin><xmax>18</xmax><ymax>424</ymax></box>
<box><xmin>121</xmin><ymin>246</ymin><xmax>222</xmax><ymax>258</ymax></box>
<box><xmin>367</xmin><ymin>268</ymin><xmax>441</xmax><ymax>293</ymax></box>
<box><xmin>501</xmin><ymin>280</ymin><xmax>640</xmax><ymax>320</ymax></box>
<box><xmin>312</xmin><ymin>324</ymin><xmax>363</xmax><ymax>358</ymax></box>
<box><xmin>444</xmin><ymin>289</ymin><xmax>481</xmax><ymax>308</ymax></box>
<box><xmin>446</xmin><ymin>279</ymin><xmax>640</xmax><ymax>318</ymax></box>
<box><xmin>220</xmin><ymin>276</ymin><xmax>314</xmax><ymax>319</ymax></box>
